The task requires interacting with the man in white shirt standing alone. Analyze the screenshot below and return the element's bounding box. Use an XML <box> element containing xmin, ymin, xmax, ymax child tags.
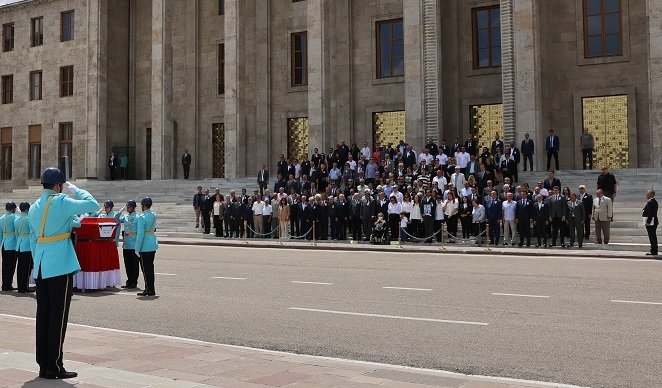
<box><xmin>501</xmin><ymin>192</ymin><xmax>517</xmax><ymax>245</ymax></box>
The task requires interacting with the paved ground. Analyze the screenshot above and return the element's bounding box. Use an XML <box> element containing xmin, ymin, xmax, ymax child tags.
<box><xmin>2</xmin><ymin>244</ymin><xmax>661</xmax><ymax>388</ymax></box>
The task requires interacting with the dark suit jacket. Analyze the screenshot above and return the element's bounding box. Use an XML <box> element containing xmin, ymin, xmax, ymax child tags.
<box><xmin>515</xmin><ymin>198</ymin><xmax>533</xmax><ymax>223</ymax></box>
<box><xmin>485</xmin><ymin>199</ymin><xmax>502</xmax><ymax>222</ymax></box>
<box><xmin>545</xmin><ymin>135</ymin><xmax>560</xmax><ymax>152</ymax></box>
<box><xmin>510</xmin><ymin>147</ymin><xmax>521</xmax><ymax>164</ymax></box>
<box><xmin>532</xmin><ymin>202</ymin><xmax>549</xmax><ymax>225</ymax></box>
<box><xmin>491</xmin><ymin>140</ymin><xmax>504</xmax><ymax>155</ymax></box>
<box><xmin>500</xmin><ymin>159</ymin><xmax>517</xmax><ymax>180</ymax></box>
<box><xmin>543</xmin><ymin>178</ymin><xmax>561</xmax><ymax>191</ymax></box>
<box><xmin>257</xmin><ymin>169</ymin><xmax>269</xmax><ymax>184</ymax></box>
<box><xmin>182</xmin><ymin>153</ymin><xmax>192</xmax><ymax>166</ymax></box>
<box><xmin>566</xmin><ymin>201</ymin><xmax>585</xmax><ymax>224</ymax></box>
<box><xmin>464</xmin><ymin>140</ymin><xmax>477</xmax><ymax>156</ymax></box>
<box><xmin>299</xmin><ymin>203</ymin><xmax>313</xmax><ymax>223</ymax></box>
<box><xmin>643</xmin><ymin>198</ymin><xmax>659</xmax><ymax>226</ymax></box>
<box><xmin>547</xmin><ymin>195</ymin><xmax>568</xmax><ymax>219</ymax></box>
<box><xmin>440</xmin><ymin>144</ymin><xmax>451</xmax><ymax>157</ymax></box>
<box><xmin>580</xmin><ymin>192</ymin><xmax>593</xmax><ymax>217</ymax></box>
<box><xmin>521</xmin><ymin>139</ymin><xmax>535</xmax><ymax>156</ymax></box>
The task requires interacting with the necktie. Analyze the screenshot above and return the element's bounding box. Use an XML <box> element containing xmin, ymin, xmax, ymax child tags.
<box><xmin>549</xmin><ymin>137</ymin><xmax>552</xmax><ymax>148</ymax></box>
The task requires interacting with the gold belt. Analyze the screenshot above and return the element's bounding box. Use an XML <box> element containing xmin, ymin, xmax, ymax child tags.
<box><xmin>37</xmin><ymin>233</ymin><xmax>71</xmax><ymax>243</ymax></box>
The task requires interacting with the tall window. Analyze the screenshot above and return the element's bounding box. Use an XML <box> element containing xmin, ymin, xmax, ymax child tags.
<box><xmin>472</xmin><ymin>6</ymin><xmax>501</xmax><ymax>68</ymax></box>
<box><xmin>28</xmin><ymin>125</ymin><xmax>41</xmax><ymax>180</ymax></box>
<box><xmin>376</xmin><ymin>19</ymin><xmax>404</xmax><ymax>78</ymax></box>
<box><xmin>60</xmin><ymin>66</ymin><xmax>74</xmax><ymax>97</ymax></box>
<box><xmin>1</xmin><ymin>75</ymin><xmax>12</xmax><ymax>104</ymax></box>
<box><xmin>218</xmin><ymin>44</ymin><xmax>225</xmax><ymax>95</ymax></box>
<box><xmin>584</xmin><ymin>0</ymin><xmax>622</xmax><ymax>57</ymax></box>
<box><xmin>219</xmin><ymin>0</ymin><xmax>224</xmax><ymax>15</ymax></box>
<box><xmin>291</xmin><ymin>32</ymin><xmax>307</xmax><ymax>86</ymax></box>
<box><xmin>29</xmin><ymin>71</ymin><xmax>42</xmax><ymax>100</ymax></box>
<box><xmin>31</xmin><ymin>17</ymin><xmax>43</xmax><ymax>47</ymax></box>
<box><xmin>0</xmin><ymin>128</ymin><xmax>11</xmax><ymax>181</ymax></box>
<box><xmin>2</xmin><ymin>23</ymin><xmax>14</xmax><ymax>52</ymax></box>
<box><xmin>59</xmin><ymin>122</ymin><xmax>73</xmax><ymax>179</ymax></box>
<box><xmin>61</xmin><ymin>10</ymin><xmax>74</xmax><ymax>41</ymax></box>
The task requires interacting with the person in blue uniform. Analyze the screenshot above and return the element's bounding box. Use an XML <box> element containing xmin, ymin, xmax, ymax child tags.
<box><xmin>14</xmin><ymin>202</ymin><xmax>33</xmax><ymax>293</ymax></box>
<box><xmin>28</xmin><ymin>167</ymin><xmax>99</xmax><ymax>379</ymax></box>
<box><xmin>135</xmin><ymin>197</ymin><xmax>158</xmax><ymax>296</ymax></box>
<box><xmin>119</xmin><ymin>200</ymin><xmax>139</xmax><ymax>288</ymax></box>
<box><xmin>1</xmin><ymin>202</ymin><xmax>17</xmax><ymax>291</ymax></box>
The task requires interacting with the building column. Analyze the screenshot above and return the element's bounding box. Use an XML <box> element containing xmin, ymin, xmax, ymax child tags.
<box><xmin>404</xmin><ymin>0</ymin><xmax>424</xmax><ymax>147</ymax></box>
<box><xmin>185</xmin><ymin>0</ymin><xmax>199</xmax><ymax>178</ymax></box>
<box><xmin>648</xmin><ymin>0</ymin><xmax>662</xmax><ymax>168</ymax></box>
<box><xmin>151</xmin><ymin>0</ymin><xmax>174</xmax><ymax>180</ymax></box>
<box><xmin>329</xmin><ymin>0</ymin><xmax>352</xmax><ymax>143</ymax></box>
<box><xmin>84</xmin><ymin>0</ymin><xmax>108</xmax><ymax>179</ymax></box>
<box><xmin>512</xmin><ymin>0</ymin><xmax>542</xmax><ymax>161</ymax></box>
<box><xmin>224</xmin><ymin>0</ymin><xmax>243</xmax><ymax>178</ymax></box>
<box><xmin>500</xmin><ymin>0</ymin><xmax>516</xmax><ymax>144</ymax></box>
<box><xmin>255</xmin><ymin>0</ymin><xmax>271</xmax><ymax>166</ymax></box>
<box><xmin>307</xmin><ymin>0</ymin><xmax>329</xmax><ymax>154</ymax></box>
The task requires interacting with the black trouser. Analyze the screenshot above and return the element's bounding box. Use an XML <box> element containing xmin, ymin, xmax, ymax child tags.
<box><xmin>551</xmin><ymin>217</ymin><xmax>565</xmax><ymax>245</ymax></box>
<box><xmin>1</xmin><ymin>247</ymin><xmax>16</xmax><ymax>290</ymax></box>
<box><xmin>523</xmin><ymin>154</ymin><xmax>533</xmax><ymax>171</ymax></box>
<box><xmin>290</xmin><ymin>216</ymin><xmax>299</xmax><ymax>237</ymax></box>
<box><xmin>647</xmin><ymin>225</ymin><xmax>658</xmax><ymax>255</ymax></box>
<box><xmin>183</xmin><ymin>164</ymin><xmax>190</xmax><ymax>179</ymax></box>
<box><xmin>460</xmin><ymin>216</ymin><xmax>472</xmax><ymax>238</ymax></box>
<box><xmin>547</xmin><ymin>151</ymin><xmax>559</xmax><ymax>170</ymax></box>
<box><xmin>35</xmin><ymin>271</ymin><xmax>73</xmax><ymax>374</ymax></box>
<box><xmin>388</xmin><ymin>214</ymin><xmax>399</xmax><ymax>240</ymax></box>
<box><xmin>584</xmin><ymin>212</ymin><xmax>591</xmax><ymax>239</ymax></box>
<box><xmin>351</xmin><ymin>217</ymin><xmax>362</xmax><ymax>240</ymax></box>
<box><xmin>227</xmin><ymin>217</ymin><xmax>237</xmax><ymax>237</ymax></box>
<box><xmin>568</xmin><ymin>220</ymin><xmax>584</xmax><ymax>246</ymax></box>
<box><xmin>488</xmin><ymin>219</ymin><xmax>501</xmax><ymax>245</ymax></box>
<box><xmin>300</xmin><ymin>221</ymin><xmax>312</xmax><ymax>240</ymax></box>
<box><xmin>122</xmin><ymin>249</ymin><xmax>140</xmax><ymax>287</ymax></box>
<box><xmin>535</xmin><ymin>221</ymin><xmax>547</xmax><ymax>246</ymax></box>
<box><xmin>336</xmin><ymin>220</ymin><xmax>347</xmax><ymax>240</ymax></box>
<box><xmin>582</xmin><ymin>149</ymin><xmax>593</xmax><ymax>170</ymax></box>
<box><xmin>213</xmin><ymin>215</ymin><xmax>223</xmax><ymax>237</ymax></box>
<box><xmin>225</xmin><ymin>217</ymin><xmax>232</xmax><ymax>237</ymax></box>
<box><xmin>245</xmin><ymin>219</ymin><xmax>253</xmax><ymax>238</ymax></box>
<box><xmin>411</xmin><ymin>219</ymin><xmax>422</xmax><ymax>239</ymax></box>
<box><xmin>362</xmin><ymin>218</ymin><xmax>373</xmax><ymax>241</ymax></box>
<box><xmin>423</xmin><ymin>216</ymin><xmax>434</xmax><ymax>242</ymax></box>
<box><xmin>434</xmin><ymin>220</ymin><xmax>444</xmax><ymax>242</ymax></box>
<box><xmin>202</xmin><ymin>210</ymin><xmax>211</xmax><ymax>234</ymax></box>
<box><xmin>16</xmin><ymin>251</ymin><xmax>32</xmax><ymax>292</ymax></box>
<box><xmin>518</xmin><ymin>221</ymin><xmax>531</xmax><ymax>246</ymax></box>
<box><xmin>473</xmin><ymin>222</ymin><xmax>486</xmax><ymax>244</ymax></box>
<box><xmin>138</xmin><ymin>251</ymin><xmax>156</xmax><ymax>293</ymax></box>
<box><xmin>446</xmin><ymin>214</ymin><xmax>458</xmax><ymax>239</ymax></box>
<box><xmin>263</xmin><ymin>216</ymin><xmax>271</xmax><ymax>238</ymax></box>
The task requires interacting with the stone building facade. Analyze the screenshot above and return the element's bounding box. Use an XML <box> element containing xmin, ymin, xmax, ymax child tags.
<box><xmin>0</xmin><ymin>0</ymin><xmax>660</xmax><ymax>188</ymax></box>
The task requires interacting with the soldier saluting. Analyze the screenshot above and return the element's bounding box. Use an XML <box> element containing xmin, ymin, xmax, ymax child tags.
<box><xmin>27</xmin><ymin>167</ymin><xmax>99</xmax><ymax>379</ymax></box>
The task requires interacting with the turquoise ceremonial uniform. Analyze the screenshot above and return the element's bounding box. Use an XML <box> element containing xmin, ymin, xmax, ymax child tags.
<box><xmin>0</xmin><ymin>212</ymin><xmax>17</xmax><ymax>250</ymax></box>
<box><xmin>14</xmin><ymin>213</ymin><xmax>31</xmax><ymax>253</ymax></box>
<box><xmin>120</xmin><ymin>212</ymin><xmax>137</xmax><ymax>250</ymax></box>
<box><xmin>135</xmin><ymin>210</ymin><xmax>158</xmax><ymax>252</ymax></box>
<box><xmin>28</xmin><ymin>189</ymin><xmax>99</xmax><ymax>279</ymax></box>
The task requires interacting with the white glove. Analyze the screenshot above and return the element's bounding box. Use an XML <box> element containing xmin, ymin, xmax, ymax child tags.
<box><xmin>135</xmin><ymin>250</ymin><xmax>141</xmax><ymax>257</ymax></box>
<box><xmin>63</xmin><ymin>181</ymin><xmax>79</xmax><ymax>195</ymax></box>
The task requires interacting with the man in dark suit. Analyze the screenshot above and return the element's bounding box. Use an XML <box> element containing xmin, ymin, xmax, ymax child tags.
<box><xmin>476</xmin><ymin>164</ymin><xmax>493</xmax><ymax>195</ymax></box>
<box><xmin>643</xmin><ymin>190</ymin><xmax>658</xmax><ymax>256</ymax></box>
<box><xmin>500</xmin><ymin>153</ymin><xmax>517</xmax><ymax>183</ymax></box>
<box><xmin>451</xmin><ymin>138</ymin><xmax>462</xmax><ymax>155</ymax></box>
<box><xmin>200</xmin><ymin>188</ymin><xmax>213</xmax><ymax>234</ymax></box>
<box><xmin>578</xmin><ymin>185</ymin><xmax>593</xmax><ymax>239</ymax></box>
<box><xmin>257</xmin><ymin>165</ymin><xmax>269</xmax><ymax>197</ymax></box>
<box><xmin>277</xmin><ymin>154</ymin><xmax>289</xmax><ymax>178</ymax></box>
<box><xmin>515</xmin><ymin>191</ymin><xmax>533</xmax><ymax>247</ymax></box>
<box><xmin>547</xmin><ymin>187</ymin><xmax>567</xmax><ymax>247</ymax></box>
<box><xmin>566</xmin><ymin>193</ymin><xmax>585</xmax><ymax>248</ymax></box>
<box><xmin>464</xmin><ymin>134</ymin><xmax>477</xmax><ymax>156</ymax></box>
<box><xmin>491</xmin><ymin>134</ymin><xmax>504</xmax><ymax>156</ymax></box>
<box><xmin>485</xmin><ymin>191</ymin><xmax>502</xmax><ymax>245</ymax></box>
<box><xmin>439</xmin><ymin>140</ymin><xmax>451</xmax><ymax>157</ymax></box>
<box><xmin>532</xmin><ymin>194</ymin><xmax>549</xmax><ymax>247</ymax></box>
<box><xmin>508</xmin><ymin>141</ymin><xmax>521</xmax><ymax>182</ymax></box>
<box><xmin>545</xmin><ymin>129</ymin><xmax>560</xmax><ymax>171</ymax></box>
<box><xmin>181</xmin><ymin>149</ymin><xmax>192</xmax><ymax>179</ymax></box>
<box><xmin>520</xmin><ymin>133</ymin><xmax>534</xmax><ymax>171</ymax></box>
<box><xmin>543</xmin><ymin>170</ymin><xmax>561</xmax><ymax>191</ymax></box>
<box><xmin>298</xmin><ymin>196</ymin><xmax>313</xmax><ymax>240</ymax></box>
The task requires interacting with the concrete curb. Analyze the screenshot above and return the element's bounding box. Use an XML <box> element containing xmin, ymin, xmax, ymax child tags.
<box><xmin>157</xmin><ymin>237</ymin><xmax>657</xmax><ymax>260</ymax></box>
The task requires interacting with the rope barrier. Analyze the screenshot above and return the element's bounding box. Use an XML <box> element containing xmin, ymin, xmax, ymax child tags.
<box><xmin>445</xmin><ymin>225</ymin><xmax>488</xmax><ymax>243</ymax></box>
<box><xmin>289</xmin><ymin>227</ymin><xmax>314</xmax><ymax>240</ymax></box>
<box><xmin>245</xmin><ymin>224</ymin><xmax>279</xmax><ymax>238</ymax></box>
<box><xmin>398</xmin><ymin>228</ymin><xmax>442</xmax><ymax>242</ymax></box>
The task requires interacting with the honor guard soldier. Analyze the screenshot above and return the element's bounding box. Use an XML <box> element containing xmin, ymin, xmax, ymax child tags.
<box><xmin>28</xmin><ymin>167</ymin><xmax>99</xmax><ymax>379</ymax></box>
<box><xmin>1</xmin><ymin>202</ymin><xmax>18</xmax><ymax>291</ymax></box>
<box><xmin>120</xmin><ymin>200</ymin><xmax>139</xmax><ymax>288</ymax></box>
<box><xmin>14</xmin><ymin>202</ymin><xmax>33</xmax><ymax>293</ymax></box>
<box><xmin>135</xmin><ymin>197</ymin><xmax>158</xmax><ymax>296</ymax></box>
<box><xmin>97</xmin><ymin>200</ymin><xmax>125</xmax><ymax>247</ymax></box>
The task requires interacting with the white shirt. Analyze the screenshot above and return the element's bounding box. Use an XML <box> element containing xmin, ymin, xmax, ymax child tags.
<box><xmin>347</xmin><ymin>160</ymin><xmax>357</xmax><ymax>171</ymax></box>
<box><xmin>460</xmin><ymin>187</ymin><xmax>473</xmax><ymax>197</ymax></box>
<box><xmin>451</xmin><ymin>173</ymin><xmax>466</xmax><ymax>189</ymax></box>
<box><xmin>388</xmin><ymin>202</ymin><xmax>402</xmax><ymax>215</ymax></box>
<box><xmin>400</xmin><ymin>216</ymin><xmax>409</xmax><ymax>228</ymax></box>
<box><xmin>539</xmin><ymin>188</ymin><xmax>549</xmax><ymax>197</ymax></box>
<box><xmin>410</xmin><ymin>204</ymin><xmax>422</xmax><ymax>220</ymax></box>
<box><xmin>391</xmin><ymin>191</ymin><xmax>404</xmax><ymax>203</ymax></box>
<box><xmin>213</xmin><ymin>201</ymin><xmax>222</xmax><ymax>216</ymax></box>
<box><xmin>432</xmin><ymin>176</ymin><xmax>447</xmax><ymax>191</ymax></box>
<box><xmin>444</xmin><ymin>199</ymin><xmax>458</xmax><ymax>216</ymax></box>
<box><xmin>418</xmin><ymin>153</ymin><xmax>433</xmax><ymax>165</ymax></box>
<box><xmin>294</xmin><ymin>164</ymin><xmax>301</xmax><ymax>179</ymax></box>
<box><xmin>252</xmin><ymin>201</ymin><xmax>264</xmax><ymax>215</ymax></box>
<box><xmin>502</xmin><ymin>200</ymin><xmax>516</xmax><ymax>221</ymax></box>
<box><xmin>360</xmin><ymin>146</ymin><xmax>371</xmax><ymax>159</ymax></box>
<box><xmin>436</xmin><ymin>153</ymin><xmax>448</xmax><ymax>166</ymax></box>
<box><xmin>263</xmin><ymin>204</ymin><xmax>272</xmax><ymax>216</ymax></box>
<box><xmin>435</xmin><ymin>201</ymin><xmax>445</xmax><ymax>220</ymax></box>
<box><xmin>401</xmin><ymin>201</ymin><xmax>413</xmax><ymax>214</ymax></box>
<box><xmin>455</xmin><ymin>152</ymin><xmax>470</xmax><ymax>168</ymax></box>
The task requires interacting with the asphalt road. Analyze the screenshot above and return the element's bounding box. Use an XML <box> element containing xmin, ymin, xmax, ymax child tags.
<box><xmin>2</xmin><ymin>245</ymin><xmax>662</xmax><ymax>388</ymax></box>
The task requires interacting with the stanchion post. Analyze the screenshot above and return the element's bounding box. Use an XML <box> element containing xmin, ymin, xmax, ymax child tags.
<box><xmin>244</xmin><ymin>221</ymin><xmax>249</xmax><ymax>244</ymax></box>
<box><xmin>485</xmin><ymin>222</ymin><xmax>491</xmax><ymax>251</ymax></box>
<box><xmin>312</xmin><ymin>223</ymin><xmax>317</xmax><ymax>246</ymax></box>
<box><xmin>440</xmin><ymin>222</ymin><xmax>446</xmax><ymax>251</ymax></box>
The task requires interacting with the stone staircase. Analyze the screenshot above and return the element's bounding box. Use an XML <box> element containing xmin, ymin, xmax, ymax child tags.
<box><xmin>0</xmin><ymin>169</ymin><xmax>657</xmax><ymax>244</ymax></box>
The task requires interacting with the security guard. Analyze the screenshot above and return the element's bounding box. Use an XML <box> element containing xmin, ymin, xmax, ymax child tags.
<box><xmin>135</xmin><ymin>197</ymin><xmax>158</xmax><ymax>296</ymax></box>
<box><xmin>119</xmin><ymin>200</ymin><xmax>139</xmax><ymax>288</ymax></box>
<box><xmin>1</xmin><ymin>202</ymin><xmax>17</xmax><ymax>291</ymax></box>
<box><xmin>28</xmin><ymin>167</ymin><xmax>98</xmax><ymax>379</ymax></box>
<box><xmin>14</xmin><ymin>202</ymin><xmax>33</xmax><ymax>293</ymax></box>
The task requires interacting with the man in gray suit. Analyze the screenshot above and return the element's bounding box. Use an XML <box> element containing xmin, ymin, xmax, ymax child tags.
<box><xmin>547</xmin><ymin>186</ymin><xmax>568</xmax><ymax>247</ymax></box>
<box><xmin>566</xmin><ymin>193</ymin><xmax>585</xmax><ymax>248</ymax></box>
<box><xmin>592</xmin><ymin>189</ymin><xmax>613</xmax><ymax>244</ymax></box>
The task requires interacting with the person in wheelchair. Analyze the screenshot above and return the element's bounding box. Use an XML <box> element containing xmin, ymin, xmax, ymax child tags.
<box><xmin>371</xmin><ymin>213</ymin><xmax>389</xmax><ymax>244</ymax></box>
